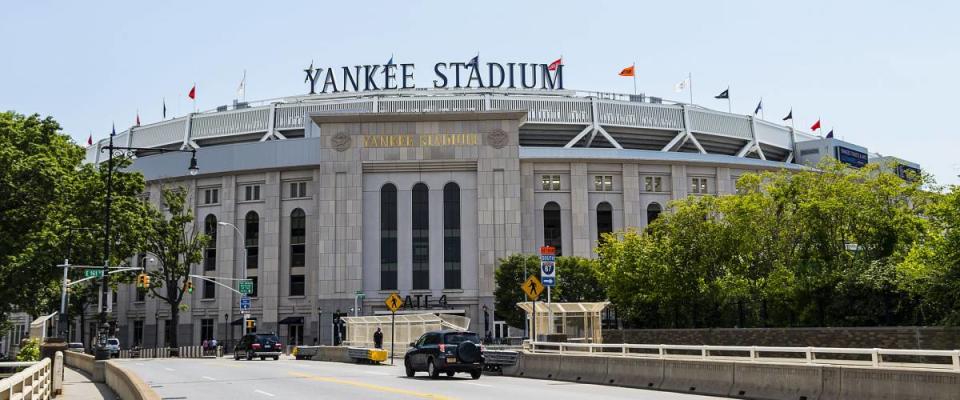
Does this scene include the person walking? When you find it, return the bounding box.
[373,327,383,349]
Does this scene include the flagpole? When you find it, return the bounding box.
[632,63,637,95]
[688,72,693,105]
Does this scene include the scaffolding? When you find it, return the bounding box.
[517,302,610,343]
[342,313,470,349]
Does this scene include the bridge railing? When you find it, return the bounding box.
[526,341,960,371]
[0,357,53,400]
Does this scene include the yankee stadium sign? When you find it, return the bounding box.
[303,59,564,94]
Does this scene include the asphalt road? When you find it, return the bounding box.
[118,356,727,400]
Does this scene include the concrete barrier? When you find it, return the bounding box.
[838,367,960,400]
[605,357,664,389]
[63,351,95,376]
[104,361,161,400]
[308,346,352,363]
[819,366,842,400]
[659,359,734,397]
[730,362,823,400]
[500,352,525,377]
[518,353,562,380]
[556,355,608,384]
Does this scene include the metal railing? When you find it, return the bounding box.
[0,358,52,400]
[526,341,960,371]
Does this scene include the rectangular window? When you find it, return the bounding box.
[645,176,664,192]
[243,185,261,201]
[691,177,710,194]
[594,176,613,191]
[133,320,143,347]
[202,280,215,299]
[380,186,398,290]
[412,184,430,290]
[552,175,560,190]
[541,175,561,191]
[289,275,305,296]
[200,319,213,341]
[644,177,653,192]
[654,177,662,192]
[135,286,146,302]
[203,188,219,205]
[289,181,308,198]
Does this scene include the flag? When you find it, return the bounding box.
[782,109,793,121]
[188,84,196,100]
[826,129,834,138]
[715,88,729,99]
[674,78,689,93]
[304,60,314,83]
[811,119,821,131]
[754,99,763,115]
[548,57,562,71]
[162,98,167,119]
[237,70,246,99]
[87,133,93,146]
[466,54,479,67]
[111,123,116,137]
[386,54,394,66]
[136,112,140,126]
[619,64,635,77]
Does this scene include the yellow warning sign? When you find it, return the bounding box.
[385,293,404,313]
[522,275,545,300]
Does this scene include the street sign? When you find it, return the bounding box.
[238,279,254,295]
[84,269,104,278]
[522,275,545,300]
[385,293,404,313]
[240,295,251,311]
[540,246,556,287]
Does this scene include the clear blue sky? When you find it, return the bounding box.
[2,0,958,185]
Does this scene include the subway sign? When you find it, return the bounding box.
[835,146,868,168]
[304,60,564,94]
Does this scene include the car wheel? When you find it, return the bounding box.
[273,356,279,361]
[404,358,415,377]
[446,371,455,377]
[427,358,439,379]
[470,370,481,380]
[234,352,240,360]
[246,351,253,361]
[260,356,266,361]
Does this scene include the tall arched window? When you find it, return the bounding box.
[443,182,461,290]
[289,208,306,296]
[647,203,663,225]
[412,183,430,290]
[597,202,613,242]
[380,184,398,290]
[203,215,217,271]
[244,211,259,297]
[543,202,562,256]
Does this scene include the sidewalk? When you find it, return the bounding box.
[60,367,117,400]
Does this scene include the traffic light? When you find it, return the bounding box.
[137,274,150,288]
[246,319,256,331]
[185,281,193,294]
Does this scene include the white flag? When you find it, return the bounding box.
[674,78,690,93]
[236,70,246,100]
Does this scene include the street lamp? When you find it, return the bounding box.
[218,221,247,337]
[97,130,199,360]
[317,307,323,346]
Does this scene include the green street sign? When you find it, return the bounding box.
[84,269,104,278]
[238,280,254,295]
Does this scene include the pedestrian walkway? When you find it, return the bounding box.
[60,367,116,400]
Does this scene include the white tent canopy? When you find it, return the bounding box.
[518,301,609,343]
[342,313,470,349]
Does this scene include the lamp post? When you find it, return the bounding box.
[154,311,160,348]
[218,221,247,338]
[97,132,198,360]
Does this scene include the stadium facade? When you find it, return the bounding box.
[78,65,920,348]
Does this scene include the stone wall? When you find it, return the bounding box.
[603,327,960,349]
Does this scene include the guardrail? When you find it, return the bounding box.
[0,357,52,400]
[527,341,960,371]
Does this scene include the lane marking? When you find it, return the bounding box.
[254,389,276,397]
[202,376,216,381]
[464,382,492,387]
[362,371,390,376]
[288,371,455,400]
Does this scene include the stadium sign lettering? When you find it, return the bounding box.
[361,133,479,148]
[304,62,563,94]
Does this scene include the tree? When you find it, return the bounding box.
[140,188,207,348]
[494,254,604,330]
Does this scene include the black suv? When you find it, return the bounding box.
[404,330,484,379]
[233,333,282,361]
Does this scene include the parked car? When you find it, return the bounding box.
[404,330,483,379]
[105,338,120,357]
[67,343,85,353]
[233,333,282,361]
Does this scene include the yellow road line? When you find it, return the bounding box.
[288,371,457,400]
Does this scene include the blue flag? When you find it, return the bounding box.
[111,123,116,137]
[826,130,834,138]
[754,100,763,115]
[466,54,479,67]
[386,54,394,66]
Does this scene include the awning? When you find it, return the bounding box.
[278,317,304,325]
[231,318,244,326]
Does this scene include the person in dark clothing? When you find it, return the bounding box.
[373,327,383,349]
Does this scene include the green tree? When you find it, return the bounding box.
[494,254,604,329]
[140,188,208,348]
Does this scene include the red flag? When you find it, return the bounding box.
[188,84,196,100]
[87,134,93,146]
[136,113,141,126]
[810,119,821,131]
[548,57,562,71]
[619,65,635,77]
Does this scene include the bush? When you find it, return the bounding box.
[16,338,40,362]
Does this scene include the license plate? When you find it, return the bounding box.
[446,356,456,363]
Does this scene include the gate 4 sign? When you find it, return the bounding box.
[522,275,545,300]
[385,293,404,313]
[540,245,556,287]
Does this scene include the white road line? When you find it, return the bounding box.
[465,382,492,387]
[163,367,175,371]
[254,389,276,397]
[202,376,216,381]
[362,371,390,376]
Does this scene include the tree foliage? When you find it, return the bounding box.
[494,254,604,329]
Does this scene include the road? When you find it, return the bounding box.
[118,356,726,400]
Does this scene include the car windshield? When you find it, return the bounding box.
[69,343,83,348]
[256,334,279,341]
[443,332,480,345]
[107,339,119,345]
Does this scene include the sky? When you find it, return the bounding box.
[1,0,958,185]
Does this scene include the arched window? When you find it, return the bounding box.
[543,202,562,256]
[597,202,613,242]
[443,182,461,290]
[647,203,663,225]
[289,208,306,296]
[244,211,259,297]
[380,184,398,290]
[203,215,217,271]
[412,183,430,290]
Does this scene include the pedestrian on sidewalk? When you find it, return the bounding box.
[373,327,383,349]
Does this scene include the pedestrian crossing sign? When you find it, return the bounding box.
[385,293,404,313]
[522,275,545,300]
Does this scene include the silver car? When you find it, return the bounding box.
[105,338,120,357]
